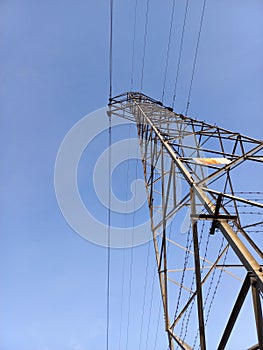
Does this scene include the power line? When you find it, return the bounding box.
[118,125,133,350]
[138,240,152,350]
[180,221,206,343]
[140,0,150,92]
[192,236,226,348]
[118,246,126,350]
[161,0,176,103]
[109,0,114,101]
[153,301,162,350]
[172,0,189,109]
[125,148,140,350]
[124,223,134,349]
[185,0,207,115]
[106,1,113,342]
[205,246,229,327]
[173,228,192,320]
[106,113,112,350]
[145,262,157,350]
[130,0,138,91]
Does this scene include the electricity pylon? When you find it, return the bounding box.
[109,92,263,350]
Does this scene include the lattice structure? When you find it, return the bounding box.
[109,92,263,350]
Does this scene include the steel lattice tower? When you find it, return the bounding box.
[109,92,263,350]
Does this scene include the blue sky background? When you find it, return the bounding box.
[1,1,263,349]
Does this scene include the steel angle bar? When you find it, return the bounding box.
[247,344,260,350]
[167,277,194,294]
[168,329,193,350]
[251,277,263,349]
[217,274,251,350]
[191,190,206,350]
[201,188,263,210]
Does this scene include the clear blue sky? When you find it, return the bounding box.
[1,1,263,349]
